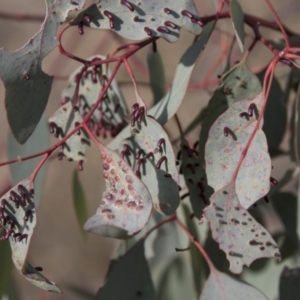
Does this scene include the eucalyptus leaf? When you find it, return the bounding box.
[71,0,202,43]
[121,114,179,215]
[0,179,61,292]
[96,240,156,299]
[7,114,49,206]
[0,0,85,144]
[84,147,152,239]
[147,48,166,105]
[204,185,280,274]
[205,92,271,209]
[230,0,244,53]
[72,170,88,240]
[200,270,268,299]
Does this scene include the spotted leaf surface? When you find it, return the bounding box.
[204,186,280,274]
[108,22,213,150]
[0,0,85,144]
[62,56,129,139]
[0,179,61,293]
[180,138,212,219]
[70,0,202,43]
[48,102,90,162]
[205,92,271,209]
[84,147,152,239]
[200,270,268,300]
[120,114,179,215]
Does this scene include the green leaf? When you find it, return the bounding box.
[0,179,61,293]
[72,170,88,240]
[48,101,90,162]
[230,0,244,53]
[0,242,13,298]
[279,266,300,300]
[180,138,212,218]
[7,114,49,206]
[108,22,214,150]
[120,115,179,215]
[272,192,299,247]
[205,92,271,209]
[204,185,280,274]
[199,62,262,164]
[257,71,286,149]
[62,55,129,138]
[96,240,156,299]
[84,147,152,239]
[71,1,202,43]
[147,48,166,105]
[0,0,85,144]
[157,256,196,300]
[200,270,268,299]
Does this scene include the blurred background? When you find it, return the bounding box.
[0,0,300,299]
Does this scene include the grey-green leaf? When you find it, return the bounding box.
[48,101,90,162]
[7,114,49,206]
[72,170,88,240]
[0,0,85,144]
[96,240,156,299]
[120,115,179,215]
[70,0,202,43]
[230,0,245,52]
[147,48,166,105]
[108,22,214,150]
[204,185,280,274]
[200,270,268,299]
[0,179,61,293]
[279,266,300,300]
[84,147,152,239]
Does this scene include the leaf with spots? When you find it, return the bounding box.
[48,101,90,162]
[199,62,262,164]
[0,0,86,144]
[203,186,280,274]
[70,0,202,43]
[120,113,179,215]
[205,92,271,209]
[62,56,129,139]
[0,179,61,293]
[200,270,268,299]
[108,22,214,150]
[180,138,212,219]
[84,146,152,239]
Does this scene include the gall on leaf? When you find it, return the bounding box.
[0,179,61,293]
[203,185,280,274]
[120,114,180,215]
[205,92,271,209]
[0,0,85,144]
[200,269,268,300]
[84,147,152,239]
[62,55,129,139]
[48,102,90,162]
[70,0,202,43]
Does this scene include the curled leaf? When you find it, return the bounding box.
[84,147,152,239]
[0,179,61,292]
[205,92,271,209]
[48,102,90,162]
[204,186,280,274]
[71,0,202,43]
